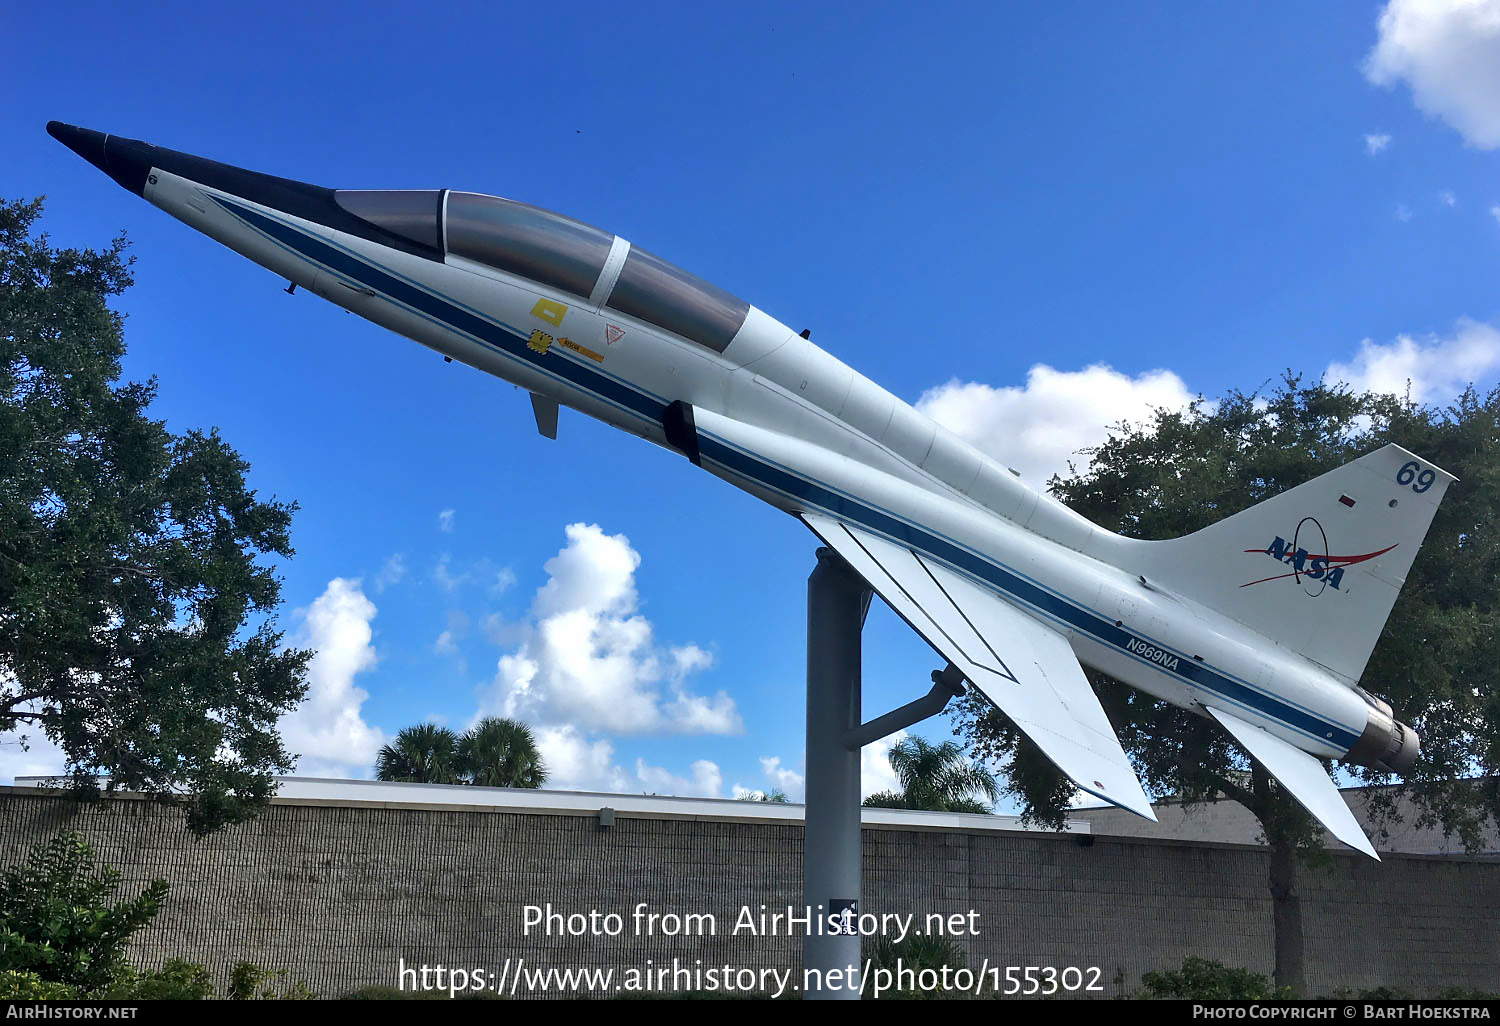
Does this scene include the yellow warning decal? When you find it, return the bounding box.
[531,298,566,327]
[558,337,604,363]
[527,329,554,354]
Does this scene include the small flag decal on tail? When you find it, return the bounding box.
[1339,495,1356,508]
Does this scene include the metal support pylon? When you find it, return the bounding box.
[802,546,967,1000]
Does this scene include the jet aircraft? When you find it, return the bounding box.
[48,122,1450,857]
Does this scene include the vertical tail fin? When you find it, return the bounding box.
[1144,444,1454,683]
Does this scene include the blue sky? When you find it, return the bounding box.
[4,2,1499,802]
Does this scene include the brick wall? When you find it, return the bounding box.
[1,787,1494,998]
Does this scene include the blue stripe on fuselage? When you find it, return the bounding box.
[208,192,1360,754]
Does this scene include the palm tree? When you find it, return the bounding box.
[375,724,462,784]
[457,717,546,788]
[861,736,998,813]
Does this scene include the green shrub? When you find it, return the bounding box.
[0,832,168,992]
[1330,985,1414,1000]
[98,959,216,1000]
[863,933,968,999]
[227,962,316,1000]
[0,969,79,1000]
[1139,957,1291,1000]
[1330,985,1500,1000]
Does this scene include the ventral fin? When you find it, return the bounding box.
[530,393,558,440]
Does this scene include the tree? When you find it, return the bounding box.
[953,375,1500,994]
[0,198,308,835]
[374,724,461,784]
[458,717,545,788]
[739,788,790,803]
[376,718,548,788]
[0,832,168,992]
[861,735,998,813]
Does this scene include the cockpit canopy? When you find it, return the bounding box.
[333,189,750,353]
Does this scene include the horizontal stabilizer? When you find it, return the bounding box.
[802,513,1155,821]
[1206,706,1378,859]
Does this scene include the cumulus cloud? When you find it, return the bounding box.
[1439,190,1457,207]
[759,756,804,797]
[636,757,723,797]
[860,730,908,800]
[1325,319,1500,402]
[278,578,386,777]
[438,509,455,532]
[731,756,804,801]
[534,725,629,791]
[916,320,1500,486]
[478,523,741,736]
[1365,132,1393,155]
[915,364,1197,483]
[532,725,725,797]
[1365,0,1500,149]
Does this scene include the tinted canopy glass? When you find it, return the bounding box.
[334,190,443,251]
[606,246,749,353]
[445,192,613,299]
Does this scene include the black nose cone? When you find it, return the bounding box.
[47,121,152,196]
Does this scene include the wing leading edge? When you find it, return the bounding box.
[801,513,1155,822]
[1205,707,1379,859]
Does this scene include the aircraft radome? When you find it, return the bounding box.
[49,121,1451,859]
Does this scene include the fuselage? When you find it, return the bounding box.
[78,130,1385,771]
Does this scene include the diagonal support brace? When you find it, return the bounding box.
[841,662,968,751]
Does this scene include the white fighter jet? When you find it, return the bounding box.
[49,122,1449,858]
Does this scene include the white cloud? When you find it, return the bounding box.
[1439,189,1457,206]
[435,555,514,595]
[1365,132,1393,154]
[860,730,908,800]
[1490,204,1500,226]
[433,554,463,591]
[759,756,804,797]
[916,321,1499,490]
[1325,319,1500,402]
[373,553,407,593]
[0,727,66,785]
[635,757,723,797]
[532,725,723,797]
[1365,0,1500,149]
[534,725,629,791]
[478,523,741,736]
[438,509,456,532]
[492,567,517,594]
[278,578,386,778]
[732,755,805,801]
[1396,202,1414,222]
[434,612,470,672]
[915,364,1197,483]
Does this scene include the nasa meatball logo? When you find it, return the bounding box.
[1240,516,1396,597]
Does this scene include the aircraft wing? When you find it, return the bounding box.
[1205,706,1379,859]
[801,513,1155,821]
